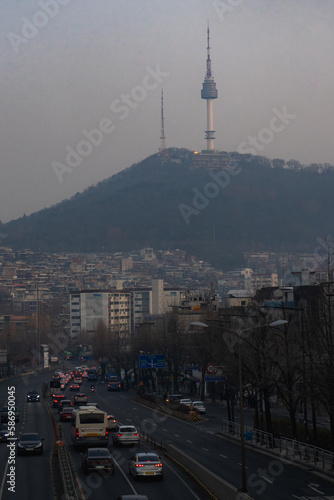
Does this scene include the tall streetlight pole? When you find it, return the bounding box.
[190,319,288,494]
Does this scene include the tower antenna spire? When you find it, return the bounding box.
[201,23,218,152]
[159,88,168,159]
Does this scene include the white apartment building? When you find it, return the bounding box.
[70,280,182,338]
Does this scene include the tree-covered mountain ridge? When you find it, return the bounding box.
[1,148,334,269]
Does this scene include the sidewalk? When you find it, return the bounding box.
[204,398,331,429]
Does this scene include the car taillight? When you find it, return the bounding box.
[155,463,163,467]
[76,428,79,437]
[117,433,123,437]
[135,464,144,467]
[105,428,109,437]
[134,433,139,436]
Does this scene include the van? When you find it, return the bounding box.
[71,407,108,450]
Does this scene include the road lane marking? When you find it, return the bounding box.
[187,440,193,444]
[261,475,273,483]
[202,447,209,451]
[0,461,9,499]
[219,453,228,458]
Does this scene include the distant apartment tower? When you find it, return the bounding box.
[70,291,109,337]
[70,280,182,338]
[70,290,131,338]
[151,278,183,314]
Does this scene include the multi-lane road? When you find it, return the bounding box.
[1,370,334,500]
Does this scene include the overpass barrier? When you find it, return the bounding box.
[165,441,253,500]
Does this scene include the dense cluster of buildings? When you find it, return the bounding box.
[0,244,330,347]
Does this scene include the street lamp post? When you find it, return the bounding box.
[190,319,288,494]
[238,338,247,492]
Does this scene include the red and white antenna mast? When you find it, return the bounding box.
[159,88,168,158]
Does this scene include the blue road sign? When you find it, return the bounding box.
[204,375,226,382]
[139,354,165,369]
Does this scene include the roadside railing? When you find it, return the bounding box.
[221,418,334,474]
[280,436,334,472]
[221,419,274,449]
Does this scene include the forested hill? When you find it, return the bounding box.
[1,148,334,269]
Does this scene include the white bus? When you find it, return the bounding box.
[71,407,109,450]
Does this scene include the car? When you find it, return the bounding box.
[59,406,74,422]
[113,425,140,447]
[52,393,65,408]
[69,383,80,391]
[74,393,88,405]
[166,394,183,403]
[192,401,206,414]
[80,402,99,409]
[27,390,40,402]
[129,452,163,480]
[107,415,117,431]
[0,424,9,442]
[1,407,19,423]
[17,433,44,455]
[81,447,114,475]
[179,398,193,407]
[58,399,73,413]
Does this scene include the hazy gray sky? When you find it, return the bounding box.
[1,0,334,222]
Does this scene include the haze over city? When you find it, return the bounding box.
[1,0,334,223]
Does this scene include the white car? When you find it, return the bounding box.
[113,425,139,447]
[129,452,163,479]
[192,401,206,414]
[179,398,193,407]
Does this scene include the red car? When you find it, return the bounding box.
[59,407,74,422]
[52,393,65,408]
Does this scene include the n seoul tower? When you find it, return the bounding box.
[201,24,218,152]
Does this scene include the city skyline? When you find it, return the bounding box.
[1,0,334,223]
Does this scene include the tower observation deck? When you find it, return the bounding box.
[201,26,218,152]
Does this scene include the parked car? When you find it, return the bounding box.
[0,424,9,442]
[166,394,183,403]
[74,393,88,406]
[192,401,206,414]
[179,399,193,407]
[1,407,19,423]
[81,447,114,475]
[107,415,117,431]
[17,433,44,455]
[129,452,163,480]
[113,425,139,447]
[27,391,40,402]
[59,407,74,422]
